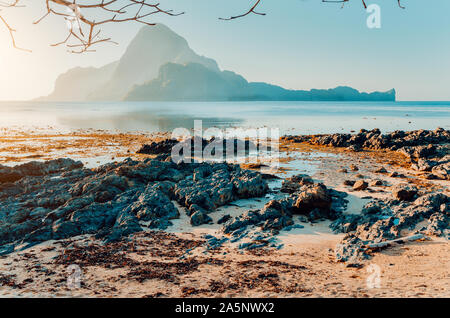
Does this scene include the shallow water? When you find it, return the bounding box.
[1,100,449,134]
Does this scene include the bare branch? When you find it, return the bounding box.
[2,0,184,53]
[1,0,408,54]
[219,0,266,21]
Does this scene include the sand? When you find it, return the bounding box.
[0,231,448,298]
[0,129,448,298]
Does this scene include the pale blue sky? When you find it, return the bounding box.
[0,0,449,100]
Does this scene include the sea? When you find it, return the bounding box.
[0,100,449,135]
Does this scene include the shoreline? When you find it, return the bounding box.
[0,127,448,297]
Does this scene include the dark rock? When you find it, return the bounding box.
[392,185,417,201]
[374,167,387,173]
[280,174,314,193]
[431,162,450,180]
[217,214,231,224]
[129,182,179,227]
[0,158,270,255]
[353,180,368,191]
[369,180,383,187]
[190,211,213,226]
[343,180,355,186]
[292,184,332,215]
[411,159,437,172]
[136,139,179,155]
[0,159,83,183]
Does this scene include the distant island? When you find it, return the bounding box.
[39,24,395,102]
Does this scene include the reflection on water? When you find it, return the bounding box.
[0,100,449,134]
[58,110,243,132]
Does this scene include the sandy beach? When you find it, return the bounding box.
[0,128,448,298]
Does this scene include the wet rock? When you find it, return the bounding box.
[392,185,417,201]
[217,214,231,224]
[283,224,305,231]
[353,180,368,191]
[280,174,314,194]
[0,243,15,256]
[136,139,179,155]
[190,211,213,226]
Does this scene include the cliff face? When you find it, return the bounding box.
[41,24,395,102]
[125,62,396,102]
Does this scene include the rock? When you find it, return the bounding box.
[283,224,304,231]
[374,167,387,173]
[292,184,332,215]
[411,159,436,172]
[338,168,348,173]
[330,214,361,233]
[280,174,314,193]
[426,213,449,237]
[136,139,179,155]
[353,180,368,191]
[350,164,359,171]
[106,211,142,243]
[392,185,417,201]
[174,164,268,212]
[343,180,355,186]
[347,145,362,152]
[190,211,213,226]
[431,162,450,180]
[0,158,270,255]
[334,235,366,263]
[0,243,15,256]
[0,159,83,183]
[369,180,383,187]
[217,214,231,224]
[129,183,179,228]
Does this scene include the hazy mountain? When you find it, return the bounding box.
[41,24,395,102]
[38,61,118,102]
[125,62,396,101]
[40,24,219,101]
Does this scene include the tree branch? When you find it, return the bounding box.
[1,0,408,54]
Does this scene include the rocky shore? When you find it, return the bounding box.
[0,128,448,297]
[283,128,449,180]
[0,158,268,255]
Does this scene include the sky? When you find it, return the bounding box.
[0,0,449,101]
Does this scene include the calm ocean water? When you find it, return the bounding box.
[0,101,449,135]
